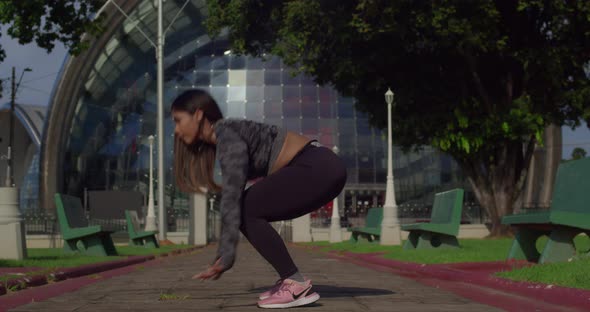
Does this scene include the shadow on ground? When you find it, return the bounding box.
[250,284,394,298]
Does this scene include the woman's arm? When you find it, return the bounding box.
[201,125,248,279]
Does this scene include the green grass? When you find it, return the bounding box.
[307,238,512,264]
[117,244,193,256]
[0,244,193,270]
[306,235,590,264]
[305,235,590,290]
[158,293,190,301]
[497,257,590,290]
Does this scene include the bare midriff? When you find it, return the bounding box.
[268,131,312,175]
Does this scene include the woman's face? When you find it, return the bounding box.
[172,109,202,145]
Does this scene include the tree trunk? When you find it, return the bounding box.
[456,137,536,238]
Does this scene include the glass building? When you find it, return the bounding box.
[0,102,45,211]
[39,0,561,227]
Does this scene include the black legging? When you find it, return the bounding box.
[239,143,347,279]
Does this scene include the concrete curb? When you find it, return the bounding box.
[353,253,590,308]
[50,255,155,281]
[321,249,590,311]
[0,246,202,296]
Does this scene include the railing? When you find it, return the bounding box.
[310,202,488,229]
[23,211,58,234]
[22,209,194,235]
[22,201,487,239]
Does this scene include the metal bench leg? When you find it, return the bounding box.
[403,231,420,250]
[130,237,144,246]
[358,234,371,243]
[539,227,579,263]
[415,232,436,249]
[100,234,118,256]
[368,234,379,243]
[507,228,545,262]
[80,236,109,257]
[437,234,460,249]
[145,235,159,248]
[349,232,359,243]
[63,239,78,255]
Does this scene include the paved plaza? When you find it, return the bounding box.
[8,243,502,312]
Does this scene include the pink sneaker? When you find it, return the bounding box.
[259,277,310,300]
[259,279,283,300]
[257,279,320,309]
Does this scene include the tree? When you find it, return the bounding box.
[0,0,105,95]
[571,147,587,160]
[206,0,590,236]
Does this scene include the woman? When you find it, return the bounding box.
[171,89,347,309]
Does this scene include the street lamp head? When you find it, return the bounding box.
[385,88,394,106]
[24,68,32,72]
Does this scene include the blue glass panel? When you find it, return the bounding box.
[194,71,210,85]
[301,118,318,136]
[247,70,264,86]
[227,101,245,118]
[337,97,355,118]
[211,71,228,85]
[282,70,301,85]
[245,100,264,120]
[264,101,282,118]
[195,55,213,70]
[356,117,372,135]
[229,55,246,69]
[248,57,264,69]
[283,118,301,133]
[246,86,264,103]
[264,71,281,85]
[263,56,281,69]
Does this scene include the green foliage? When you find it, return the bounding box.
[571,147,587,160]
[205,0,590,157]
[0,0,106,63]
[206,1,590,227]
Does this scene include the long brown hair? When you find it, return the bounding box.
[171,89,223,194]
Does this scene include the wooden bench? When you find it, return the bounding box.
[502,158,590,263]
[55,193,118,256]
[125,210,159,248]
[349,207,383,243]
[401,188,464,249]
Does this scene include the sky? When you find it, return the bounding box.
[0,28,67,107]
[1,30,589,159]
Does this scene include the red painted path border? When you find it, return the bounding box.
[0,247,202,312]
[322,249,590,312]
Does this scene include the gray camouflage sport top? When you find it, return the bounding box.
[212,118,287,270]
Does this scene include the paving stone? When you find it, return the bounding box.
[9,243,500,311]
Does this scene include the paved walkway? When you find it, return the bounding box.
[9,243,500,311]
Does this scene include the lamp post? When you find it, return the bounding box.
[5,67,32,187]
[329,145,342,243]
[145,135,157,231]
[380,88,401,245]
[102,0,193,241]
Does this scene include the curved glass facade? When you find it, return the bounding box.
[53,0,476,225]
[63,1,386,194]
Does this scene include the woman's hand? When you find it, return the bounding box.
[193,258,225,280]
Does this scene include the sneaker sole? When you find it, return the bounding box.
[258,292,320,309]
